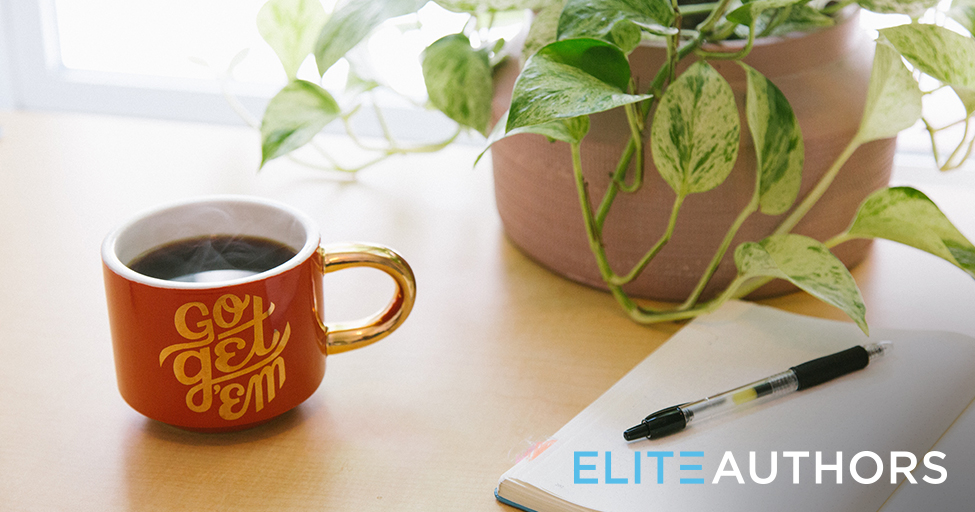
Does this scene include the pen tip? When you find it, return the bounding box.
[623,423,649,441]
[866,341,893,361]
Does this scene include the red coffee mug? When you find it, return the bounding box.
[102,196,415,432]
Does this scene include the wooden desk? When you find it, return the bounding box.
[1,111,972,511]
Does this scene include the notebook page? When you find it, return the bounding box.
[501,302,975,512]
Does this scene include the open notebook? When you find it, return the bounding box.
[496,302,975,512]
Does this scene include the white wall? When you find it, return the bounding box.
[0,0,17,110]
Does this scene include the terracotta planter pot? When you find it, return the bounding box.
[490,9,894,301]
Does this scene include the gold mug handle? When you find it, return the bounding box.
[316,243,416,355]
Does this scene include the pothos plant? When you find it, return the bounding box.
[253,0,524,174]
[254,0,975,333]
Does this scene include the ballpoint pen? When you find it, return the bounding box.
[623,342,893,441]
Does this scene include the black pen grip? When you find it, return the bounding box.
[791,345,869,390]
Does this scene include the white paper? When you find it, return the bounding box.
[499,302,975,512]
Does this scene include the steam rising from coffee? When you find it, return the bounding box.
[114,202,308,284]
[128,235,297,283]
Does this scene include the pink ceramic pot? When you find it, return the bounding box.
[490,9,894,301]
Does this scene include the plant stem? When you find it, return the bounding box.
[220,79,261,130]
[680,195,758,309]
[694,22,756,60]
[697,0,736,35]
[774,137,861,236]
[393,128,463,154]
[824,231,855,248]
[625,275,748,324]
[626,303,709,323]
[595,30,709,229]
[678,2,720,16]
[704,275,748,310]
[571,142,658,314]
[758,6,795,39]
[608,194,686,286]
[575,0,750,324]
[924,117,944,166]
[943,135,975,171]
[822,0,857,15]
[572,141,616,282]
[285,154,360,178]
[342,112,461,155]
[941,115,975,170]
[596,140,637,229]
[709,124,866,305]
[614,103,645,194]
[926,115,972,132]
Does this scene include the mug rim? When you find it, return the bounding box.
[101,195,319,290]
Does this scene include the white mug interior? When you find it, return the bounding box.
[102,196,319,289]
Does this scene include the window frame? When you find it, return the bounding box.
[0,0,462,141]
[0,0,270,124]
[0,0,970,178]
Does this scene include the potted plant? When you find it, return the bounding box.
[251,0,975,333]
[487,3,892,306]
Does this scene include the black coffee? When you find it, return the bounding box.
[128,235,298,283]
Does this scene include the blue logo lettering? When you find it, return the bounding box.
[574,451,599,484]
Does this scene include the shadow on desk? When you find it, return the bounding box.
[134,406,311,447]
[121,405,330,510]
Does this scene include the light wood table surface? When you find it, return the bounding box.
[1,110,973,511]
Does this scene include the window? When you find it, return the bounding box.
[1,0,973,182]
[3,0,288,123]
[0,0,473,138]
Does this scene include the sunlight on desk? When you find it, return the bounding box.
[0,111,972,511]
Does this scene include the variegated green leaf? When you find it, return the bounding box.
[881,24,975,87]
[314,0,427,76]
[880,24,975,116]
[260,80,340,167]
[650,61,740,196]
[731,5,834,39]
[741,63,803,215]
[434,0,554,13]
[502,112,589,143]
[558,0,677,53]
[726,0,806,26]
[766,5,834,36]
[506,38,650,131]
[846,187,975,279]
[345,65,381,95]
[949,0,975,36]
[952,86,975,115]
[523,0,565,58]
[421,34,493,135]
[855,42,922,144]
[476,110,589,165]
[857,0,938,18]
[257,0,328,80]
[735,234,868,334]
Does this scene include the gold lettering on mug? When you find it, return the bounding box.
[160,293,289,420]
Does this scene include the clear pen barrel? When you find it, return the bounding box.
[681,370,799,424]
